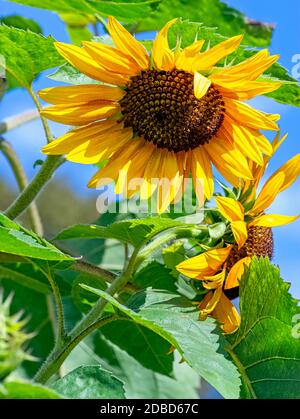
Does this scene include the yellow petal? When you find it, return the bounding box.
[266,154,300,194]
[225,257,251,290]
[66,128,133,164]
[83,41,140,76]
[152,18,177,71]
[215,80,281,101]
[250,213,300,228]
[176,246,233,279]
[211,50,280,81]
[250,172,285,215]
[157,151,182,214]
[221,117,264,166]
[215,196,244,222]
[253,130,273,156]
[54,42,129,86]
[191,147,214,200]
[205,136,253,181]
[38,84,125,105]
[42,120,119,155]
[107,16,149,70]
[203,268,226,290]
[41,102,120,125]
[272,132,288,154]
[224,98,279,131]
[88,138,144,188]
[231,220,248,249]
[199,287,223,318]
[194,72,211,99]
[212,292,240,333]
[123,142,156,198]
[192,35,243,72]
[248,132,288,190]
[175,40,205,71]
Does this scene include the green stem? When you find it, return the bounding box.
[34,315,116,384]
[4,155,64,220]
[135,226,208,270]
[73,260,117,283]
[34,225,206,384]
[0,138,43,235]
[70,247,139,339]
[45,266,66,346]
[29,88,53,144]
[34,246,140,384]
[73,260,137,293]
[95,14,109,33]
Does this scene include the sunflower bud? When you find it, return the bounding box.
[0,290,35,380]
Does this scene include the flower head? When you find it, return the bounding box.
[176,140,299,333]
[40,17,281,212]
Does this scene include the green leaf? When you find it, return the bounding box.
[133,260,177,291]
[51,366,125,399]
[0,15,42,33]
[81,286,241,399]
[0,262,51,294]
[137,0,273,47]
[99,319,174,376]
[0,213,73,261]
[7,0,160,23]
[162,241,185,279]
[72,272,107,313]
[55,217,186,249]
[60,13,94,45]
[94,336,200,399]
[0,381,61,399]
[48,63,99,85]
[226,258,300,399]
[167,20,300,107]
[208,222,226,240]
[0,24,63,89]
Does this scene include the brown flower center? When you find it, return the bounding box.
[225,226,274,300]
[120,69,225,153]
[227,226,274,270]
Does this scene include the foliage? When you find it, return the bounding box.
[0,0,299,401]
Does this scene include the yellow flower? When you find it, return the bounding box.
[40,17,281,212]
[176,147,300,333]
[176,246,242,334]
[215,145,300,250]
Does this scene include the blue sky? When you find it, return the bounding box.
[0,0,299,296]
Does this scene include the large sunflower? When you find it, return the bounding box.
[40,17,281,212]
[176,139,300,333]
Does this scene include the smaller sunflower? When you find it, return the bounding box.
[176,139,300,333]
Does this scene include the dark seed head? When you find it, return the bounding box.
[225,226,274,300]
[120,69,225,153]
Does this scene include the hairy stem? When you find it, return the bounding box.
[34,225,204,384]
[73,260,117,282]
[95,14,109,32]
[4,155,64,220]
[34,245,140,384]
[29,88,53,144]
[45,267,66,346]
[34,316,116,384]
[0,138,43,235]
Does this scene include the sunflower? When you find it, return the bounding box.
[176,140,300,333]
[40,17,281,212]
